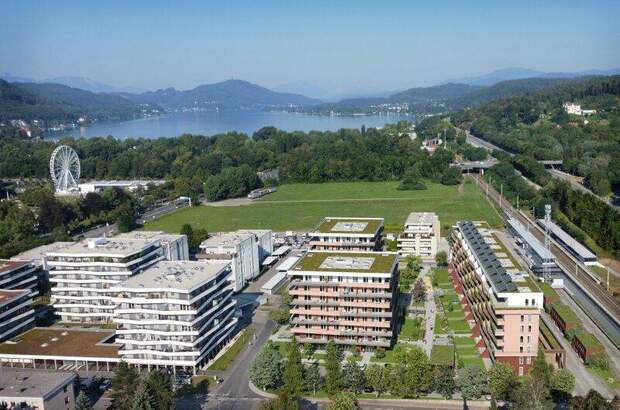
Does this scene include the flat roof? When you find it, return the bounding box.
[537,219,597,260]
[262,256,278,266]
[0,368,75,398]
[0,289,30,306]
[507,218,554,261]
[114,260,230,291]
[0,260,32,274]
[47,237,157,257]
[0,328,119,359]
[79,179,165,186]
[405,212,438,226]
[277,256,301,272]
[458,221,518,293]
[262,271,288,291]
[237,229,272,236]
[10,242,74,263]
[272,246,290,256]
[200,232,254,250]
[293,251,396,274]
[313,217,383,235]
[116,230,186,243]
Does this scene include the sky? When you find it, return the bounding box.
[2,0,619,95]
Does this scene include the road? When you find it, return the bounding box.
[548,168,619,211]
[462,128,514,156]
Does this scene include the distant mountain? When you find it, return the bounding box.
[0,80,153,123]
[273,81,330,100]
[126,79,321,110]
[42,76,146,94]
[0,72,36,83]
[443,67,620,86]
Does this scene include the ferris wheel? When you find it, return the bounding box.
[49,145,81,192]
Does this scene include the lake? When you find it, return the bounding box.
[46,110,412,139]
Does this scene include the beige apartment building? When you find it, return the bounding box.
[309,217,384,251]
[287,250,398,350]
[397,212,440,260]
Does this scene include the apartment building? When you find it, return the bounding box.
[0,260,41,298]
[0,289,35,342]
[288,250,398,350]
[111,260,237,374]
[46,237,164,323]
[0,369,76,410]
[309,217,384,251]
[450,221,543,375]
[397,212,440,260]
[116,231,190,261]
[237,229,274,263]
[198,232,259,292]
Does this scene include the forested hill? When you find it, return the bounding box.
[303,76,597,115]
[452,74,620,195]
[0,79,154,124]
[122,79,322,110]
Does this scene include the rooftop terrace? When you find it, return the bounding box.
[46,237,158,257]
[293,251,397,274]
[313,217,383,235]
[114,260,230,291]
[405,212,439,226]
[0,328,119,359]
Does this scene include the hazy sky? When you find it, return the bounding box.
[2,0,619,93]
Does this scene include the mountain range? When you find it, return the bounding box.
[441,67,620,86]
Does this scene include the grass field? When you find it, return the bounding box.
[208,327,251,371]
[145,180,502,235]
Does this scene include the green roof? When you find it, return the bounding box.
[574,331,603,350]
[314,218,383,235]
[293,251,397,274]
[537,281,559,299]
[430,344,455,366]
[539,320,562,350]
[552,303,582,327]
[515,276,540,292]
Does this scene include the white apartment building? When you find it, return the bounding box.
[397,212,440,260]
[111,260,237,374]
[0,289,35,342]
[46,237,164,323]
[563,102,597,116]
[116,231,190,261]
[199,232,259,292]
[309,217,385,251]
[0,260,41,298]
[237,229,273,264]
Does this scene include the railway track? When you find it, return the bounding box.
[472,175,620,325]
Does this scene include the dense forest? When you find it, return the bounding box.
[453,75,620,196]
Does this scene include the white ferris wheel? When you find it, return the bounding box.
[50,145,81,192]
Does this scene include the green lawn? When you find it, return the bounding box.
[453,336,485,369]
[400,317,425,341]
[208,327,251,371]
[431,344,455,366]
[144,180,502,234]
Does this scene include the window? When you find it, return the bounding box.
[520,315,524,322]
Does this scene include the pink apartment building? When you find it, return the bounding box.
[287,250,398,350]
[449,221,543,375]
[309,217,384,251]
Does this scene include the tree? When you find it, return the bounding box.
[259,389,299,410]
[325,341,342,395]
[513,376,553,410]
[269,307,290,325]
[551,368,575,399]
[283,337,304,397]
[531,348,553,388]
[435,250,447,266]
[441,167,462,186]
[112,201,137,233]
[131,382,154,410]
[434,365,456,399]
[488,362,518,402]
[75,391,93,410]
[327,392,359,410]
[412,278,426,303]
[342,356,365,394]
[144,371,174,410]
[390,346,431,398]
[109,361,140,410]
[303,343,316,358]
[303,363,322,395]
[569,389,608,410]
[456,365,488,401]
[249,344,283,390]
[365,364,389,398]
